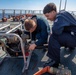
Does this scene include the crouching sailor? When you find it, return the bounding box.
[43,3,76,68]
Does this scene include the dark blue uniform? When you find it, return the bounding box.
[48,11,76,63]
[31,15,50,46]
[24,15,50,46]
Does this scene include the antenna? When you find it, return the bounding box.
[59,0,67,11]
[64,0,67,10]
[59,0,62,12]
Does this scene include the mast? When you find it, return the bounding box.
[64,0,67,10]
[59,0,67,11]
[59,0,62,12]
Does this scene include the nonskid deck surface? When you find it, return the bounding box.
[0,22,76,75]
[0,48,76,75]
[0,49,48,75]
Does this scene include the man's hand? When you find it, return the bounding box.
[28,44,37,50]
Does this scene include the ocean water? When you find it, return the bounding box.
[0,13,11,19]
[0,13,22,20]
[0,14,43,20]
[0,13,43,20]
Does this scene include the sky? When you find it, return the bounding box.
[0,0,76,11]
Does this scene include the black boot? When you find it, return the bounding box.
[65,47,75,52]
[69,47,75,51]
[43,58,59,68]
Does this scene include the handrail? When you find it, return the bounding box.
[6,24,22,34]
[0,24,10,30]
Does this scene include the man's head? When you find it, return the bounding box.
[24,19,37,33]
[43,3,57,21]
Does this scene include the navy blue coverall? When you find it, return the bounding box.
[27,15,50,46]
[47,11,76,63]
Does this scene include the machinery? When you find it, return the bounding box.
[0,23,72,75]
[0,23,32,73]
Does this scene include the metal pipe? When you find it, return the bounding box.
[0,24,10,30]
[59,0,62,12]
[64,0,67,10]
[13,10,15,16]
[2,9,5,18]
[6,24,22,34]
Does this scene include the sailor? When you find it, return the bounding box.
[24,15,50,50]
[43,3,76,67]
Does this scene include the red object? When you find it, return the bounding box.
[2,17,7,22]
[25,14,33,17]
[34,66,51,75]
[25,52,29,56]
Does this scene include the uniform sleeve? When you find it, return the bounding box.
[52,16,70,35]
[35,20,48,46]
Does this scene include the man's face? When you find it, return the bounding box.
[44,11,56,21]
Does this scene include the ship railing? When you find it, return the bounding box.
[0,24,10,31]
[0,9,43,21]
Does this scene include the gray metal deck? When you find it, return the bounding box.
[0,21,76,75]
[0,48,76,75]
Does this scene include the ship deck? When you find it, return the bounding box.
[0,48,76,75]
[0,22,76,75]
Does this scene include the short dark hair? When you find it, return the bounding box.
[24,19,34,31]
[43,3,57,14]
